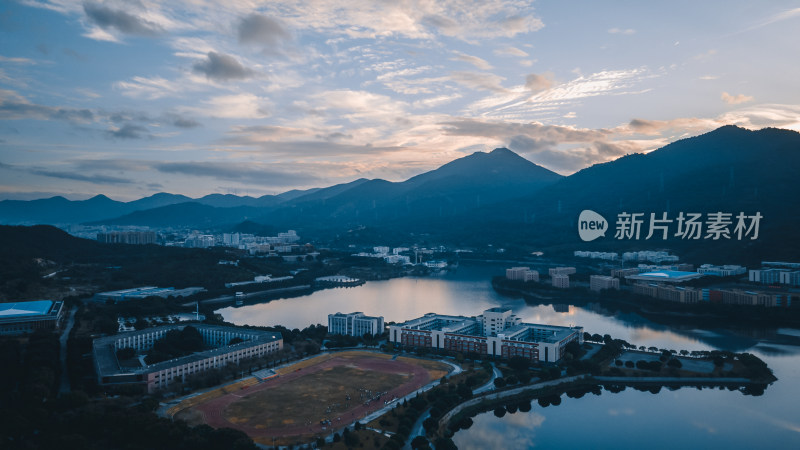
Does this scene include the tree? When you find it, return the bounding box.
[508,356,529,371]
[493,377,506,388]
[667,358,683,369]
[411,436,431,449]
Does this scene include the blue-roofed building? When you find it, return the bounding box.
[0,300,65,335]
[625,270,704,283]
[94,286,205,303]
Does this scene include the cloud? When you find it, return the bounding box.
[193,93,271,119]
[450,71,508,93]
[441,119,609,143]
[508,134,556,152]
[154,161,320,187]
[608,27,635,35]
[62,48,88,62]
[82,1,163,37]
[529,68,649,102]
[525,72,554,92]
[451,52,493,70]
[494,46,529,57]
[30,168,134,185]
[0,55,38,64]
[0,92,94,122]
[238,13,291,47]
[164,113,201,128]
[192,51,256,82]
[743,7,800,32]
[107,123,149,139]
[721,92,754,105]
[114,76,182,100]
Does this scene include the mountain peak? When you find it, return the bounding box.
[489,147,516,155]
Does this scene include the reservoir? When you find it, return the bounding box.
[219,262,800,449]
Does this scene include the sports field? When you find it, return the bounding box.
[174,351,451,444]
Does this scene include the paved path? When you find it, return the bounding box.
[472,362,501,395]
[403,409,431,450]
[58,306,77,395]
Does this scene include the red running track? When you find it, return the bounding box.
[193,356,430,439]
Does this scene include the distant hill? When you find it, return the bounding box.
[256,147,563,226]
[88,202,260,228]
[2,126,798,264]
[441,126,800,263]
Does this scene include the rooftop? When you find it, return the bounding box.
[93,324,282,379]
[0,300,54,318]
[626,271,703,283]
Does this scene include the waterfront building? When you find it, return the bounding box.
[698,264,747,277]
[506,267,539,282]
[327,312,385,337]
[388,307,583,362]
[0,300,65,335]
[590,275,620,292]
[94,286,205,303]
[625,270,703,284]
[93,324,282,393]
[632,283,703,304]
[717,289,792,307]
[611,268,641,278]
[552,274,570,288]
[749,268,800,286]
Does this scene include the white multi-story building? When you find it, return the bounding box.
[388,308,583,363]
[750,268,800,286]
[780,271,800,286]
[222,233,240,246]
[549,267,576,276]
[506,267,539,282]
[698,264,746,277]
[590,275,620,292]
[93,324,282,393]
[328,312,385,337]
[574,251,619,261]
[552,275,570,289]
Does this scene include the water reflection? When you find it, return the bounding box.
[218,263,800,449]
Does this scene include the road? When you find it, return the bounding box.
[58,305,77,395]
[472,362,502,395]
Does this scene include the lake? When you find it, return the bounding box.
[219,262,800,449]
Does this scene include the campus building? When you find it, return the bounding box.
[551,274,570,289]
[717,289,793,307]
[697,264,747,277]
[590,275,620,292]
[549,267,576,276]
[327,312,385,337]
[94,286,206,302]
[632,283,705,304]
[749,268,800,286]
[506,267,539,282]
[93,324,282,393]
[625,270,703,284]
[0,300,65,335]
[388,307,583,363]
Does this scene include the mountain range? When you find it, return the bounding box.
[1,125,799,262]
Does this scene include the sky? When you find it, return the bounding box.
[1,1,799,201]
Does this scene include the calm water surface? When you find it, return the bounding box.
[219,263,800,449]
